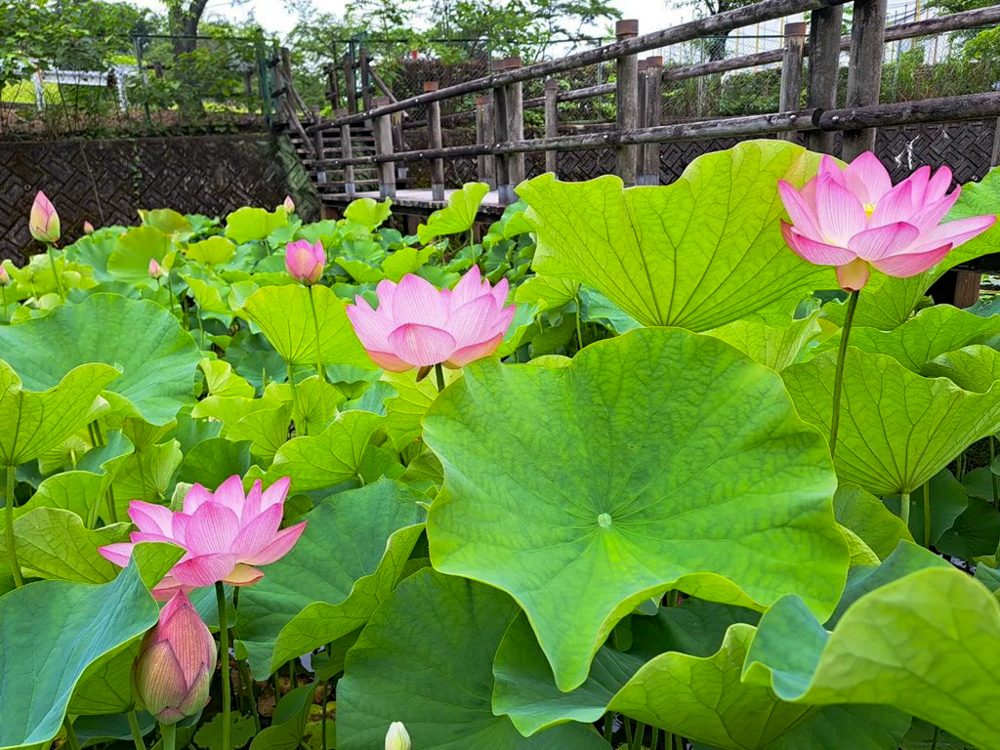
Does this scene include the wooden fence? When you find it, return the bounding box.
[273,0,1000,209]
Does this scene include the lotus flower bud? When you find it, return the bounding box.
[0,266,9,287]
[83,221,95,235]
[283,195,295,213]
[149,258,167,280]
[285,239,326,285]
[29,191,60,244]
[133,591,217,725]
[385,722,411,750]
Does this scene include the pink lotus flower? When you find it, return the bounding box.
[0,266,9,287]
[99,475,306,600]
[779,152,996,291]
[285,239,326,285]
[83,220,95,235]
[29,191,60,244]
[346,266,515,371]
[149,258,166,280]
[133,591,217,725]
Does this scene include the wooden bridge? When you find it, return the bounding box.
[267,0,1000,302]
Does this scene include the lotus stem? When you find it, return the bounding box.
[674,733,684,750]
[160,721,176,750]
[127,709,146,750]
[215,582,232,750]
[5,465,23,588]
[900,491,911,529]
[574,294,584,354]
[649,728,660,750]
[829,289,860,461]
[923,482,932,548]
[321,681,329,750]
[236,658,261,732]
[931,726,940,750]
[435,362,446,392]
[992,436,999,510]
[106,485,119,525]
[604,714,614,743]
[1,286,8,311]
[286,360,303,436]
[136,450,151,501]
[167,279,177,319]
[63,717,81,750]
[624,717,633,745]
[308,285,326,382]
[47,244,66,302]
[273,670,281,700]
[631,722,645,750]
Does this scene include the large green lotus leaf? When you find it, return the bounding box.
[707,311,827,372]
[833,484,912,560]
[237,480,425,678]
[424,328,848,691]
[783,348,1000,495]
[228,402,293,461]
[829,167,1000,331]
[518,140,832,330]
[922,345,1000,392]
[109,440,183,509]
[200,358,255,399]
[819,305,1000,372]
[743,567,1000,750]
[493,613,811,749]
[0,559,160,750]
[69,640,140,715]
[187,236,236,266]
[0,361,117,466]
[248,682,315,750]
[381,370,436,450]
[0,294,200,425]
[236,284,374,369]
[139,208,193,238]
[267,410,382,492]
[0,508,128,583]
[177,437,257,490]
[763,705,911,750]
[343,197,392,230]
[515,275,580,314]
[106,226,173,285]
[416,182,490,244]
[336,567,611,750]
[225,206,289,244]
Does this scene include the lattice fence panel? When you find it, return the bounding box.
[0,133,299,262]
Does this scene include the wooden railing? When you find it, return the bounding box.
[293,0,1000,203]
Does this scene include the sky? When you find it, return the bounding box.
[131,0,692,41]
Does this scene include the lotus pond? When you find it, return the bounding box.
[2,140,1000,750]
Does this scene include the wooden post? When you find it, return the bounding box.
[426,82,446,201]
[637,59,648,178]
[280,47,294,87]
[778,21,807,142]
[843,0,888,160]
[372,96,396,199]
[338,108,356,198]
[505,56,525,199]
[544,79,559,175]
[492,58,512,205]
[325,64,340,110]
[476,95,497,188]
[393,112,408,183]
[615,19,640,186]
[359,46,372,114]
[639,56,663,186]
[806,5,843,154]
[312,105,326,182]
[343,52,357,114]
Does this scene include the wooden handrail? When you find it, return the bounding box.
[307,0,852,134]
[302,92,1000,171]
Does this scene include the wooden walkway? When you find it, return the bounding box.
[325,188,508,216]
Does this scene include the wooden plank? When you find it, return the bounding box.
[544,79,559,175]
[426,82,445,201]
[360,47,372,113]
[639,56,663,186]
[339,108,356,197]
[492,60,512,205]
[806,5,843,154]
[993,118,1000,167]
[818,92,1000,130]
[373,96,396,199]
[615,20,640,186]
[344,52,357,114]
[779,22,807,141]
[843,0,888,160]
[506,57,525,203]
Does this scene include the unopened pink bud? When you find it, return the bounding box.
[283,195,295,213]
[29,191,60,244]
[0,266,9,287]
[83,221,95,235]
[285,239,326,285]
[149,258,166,280]
[133,591,217,725]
